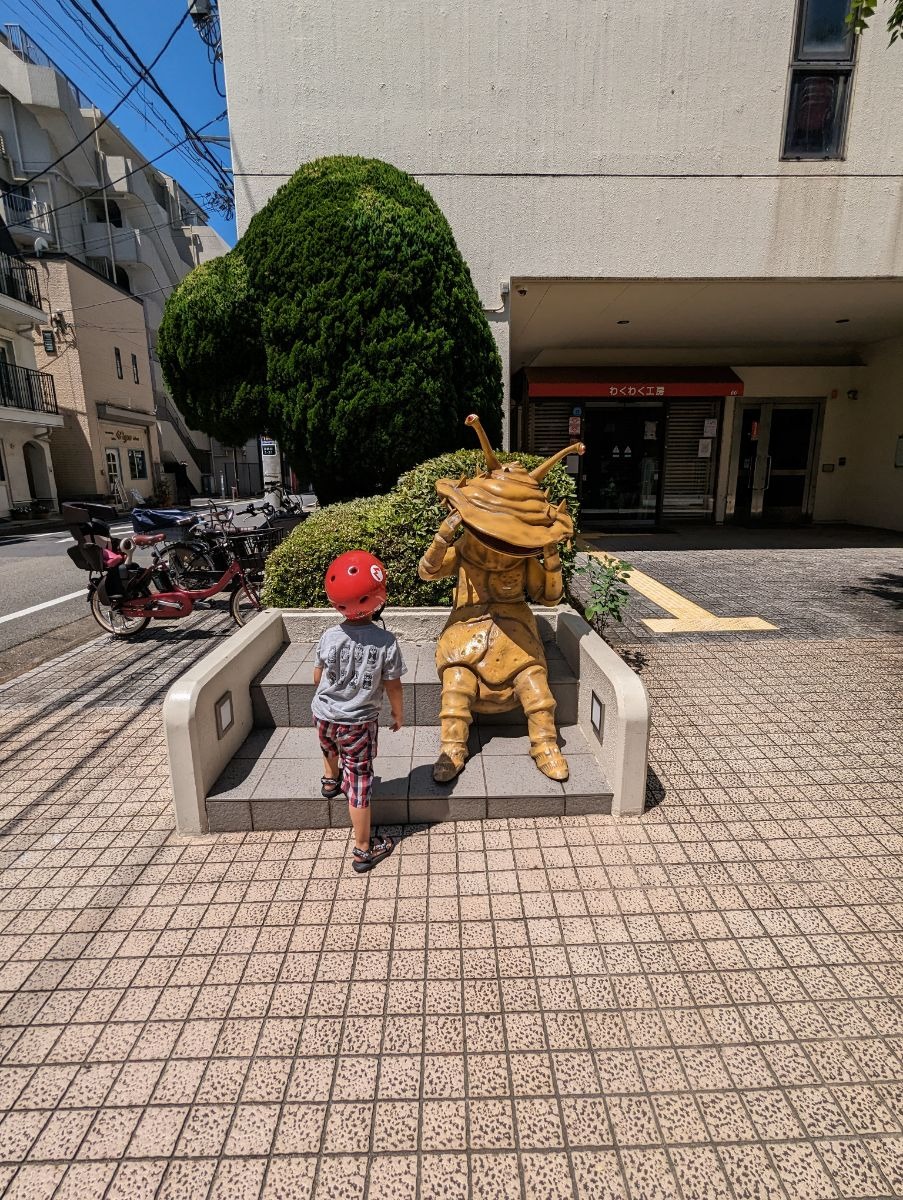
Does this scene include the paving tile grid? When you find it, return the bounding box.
[0,604,901,1197]
[572,545,903,643]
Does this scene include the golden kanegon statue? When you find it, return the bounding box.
[418,415,584,783]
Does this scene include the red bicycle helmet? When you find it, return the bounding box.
[324,550,388,620]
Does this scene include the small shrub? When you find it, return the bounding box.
[573,556,633,632]
[262,448,580,608]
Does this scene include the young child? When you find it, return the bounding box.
[312,551,405,872]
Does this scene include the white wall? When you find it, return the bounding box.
[849,336,903,529]
[222,1,903,300]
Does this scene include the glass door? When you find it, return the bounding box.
[731,401,820,523]
[105,447,122,492]
[581,403,663,523]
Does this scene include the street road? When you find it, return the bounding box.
[0,522,134,680]
[0,497,316,682]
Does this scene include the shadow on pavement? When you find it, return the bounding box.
[843,572,903,611]
[645,767,666,811]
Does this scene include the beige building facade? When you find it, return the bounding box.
[0,237,60,519]
[220,0,903,530]
[0,23,231,501]
[31,256,159,503]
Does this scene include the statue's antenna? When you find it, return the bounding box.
[530,442,585,483]
[465,413,502,472]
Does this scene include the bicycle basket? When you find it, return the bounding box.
[225,526,287,576]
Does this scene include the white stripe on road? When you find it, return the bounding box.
[0,591,85,626]
[9,524,132,541]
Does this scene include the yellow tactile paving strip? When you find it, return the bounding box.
[578,541,778,633]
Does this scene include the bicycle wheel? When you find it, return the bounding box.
[230,580,264,627]
[90,587,151,637]
[167,541,216,590]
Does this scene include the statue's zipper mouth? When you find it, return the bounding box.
[465,526,540,559]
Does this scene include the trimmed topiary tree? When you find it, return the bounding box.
[262,448,579,609]
[156,255,267,447]
[158,156,503,503]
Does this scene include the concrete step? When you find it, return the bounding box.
[206,723,612,832]
[251,639,579,727]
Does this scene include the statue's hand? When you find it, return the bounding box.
[439,510,463,542]
[543,541,561,562]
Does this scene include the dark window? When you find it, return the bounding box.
[0,443,6,482]
[796,0,855,60]
[783,0,855,159]
[128,448,147,480]
[131,353,139,384]
[784,71,850,157]
[41,329,56,354]
[114,347,123,379]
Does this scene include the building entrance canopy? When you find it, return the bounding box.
[526,366,745,399]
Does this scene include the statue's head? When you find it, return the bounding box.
[435,415,584,557]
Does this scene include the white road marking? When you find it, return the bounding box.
[0,591,85,626]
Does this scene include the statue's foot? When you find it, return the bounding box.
[532,742,569,781]
[433,742,468,783]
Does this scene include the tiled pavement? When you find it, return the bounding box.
[577,528,903,643]
[0,577,902,1198]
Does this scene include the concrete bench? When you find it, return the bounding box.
[163,607,650,834]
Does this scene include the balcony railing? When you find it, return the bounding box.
[2,25,93,108]
[0,190,53,236]
[0,360,58,415]
[0,251,42,310]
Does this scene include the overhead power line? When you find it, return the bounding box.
[12,0,225,191]
[17,8,191,189]
[67,0,233,205]
[20,111,228,228]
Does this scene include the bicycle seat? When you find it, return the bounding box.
[132,533,166,546]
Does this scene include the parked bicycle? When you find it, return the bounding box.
[63,502,269,637]
[159,501,300,590]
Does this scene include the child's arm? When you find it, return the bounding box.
[384,677,404,731]
[313,665,323,686]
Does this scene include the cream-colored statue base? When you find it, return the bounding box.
[418,415,584,783]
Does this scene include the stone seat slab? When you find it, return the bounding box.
[207,721,611,831]
[251,637,579,728]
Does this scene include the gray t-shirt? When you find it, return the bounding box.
[312,621,406,724]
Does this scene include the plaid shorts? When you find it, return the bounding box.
[315,718,379,809]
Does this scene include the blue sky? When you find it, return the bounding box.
[0,0,235,245]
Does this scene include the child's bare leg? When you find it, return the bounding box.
[322,751,339,781]
[349,802,371,853]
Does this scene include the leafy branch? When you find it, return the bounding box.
[848,1,903,44]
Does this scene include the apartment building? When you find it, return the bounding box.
[221,0,903,530]
[0,23,231,502]
[0,220,60,519]
[30,254,159,504]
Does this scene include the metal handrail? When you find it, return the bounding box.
[0,251,42,310]
[2,25,93,108]
[0,191,53,236]
[155,394,211,474]
[0,361,58,414]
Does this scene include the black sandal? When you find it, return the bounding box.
[352,834,395,873]
[321,776,343,799]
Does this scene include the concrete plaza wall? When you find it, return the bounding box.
[163,607,650,834]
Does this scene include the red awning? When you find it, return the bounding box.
[526,366,744,399]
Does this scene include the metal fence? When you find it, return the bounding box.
[0,251,42,310]
[0,361,58,415]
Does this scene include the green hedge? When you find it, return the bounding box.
[262,448,580,608]
[158,156,503,504]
